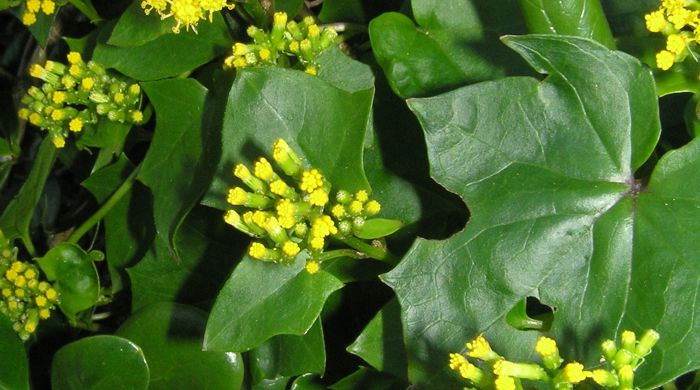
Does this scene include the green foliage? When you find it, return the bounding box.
[1,1,699,389]
[51,335,149,390]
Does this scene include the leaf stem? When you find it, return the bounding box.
[67,164,141,244]
[316,248,367,262]
[335,236,398,263]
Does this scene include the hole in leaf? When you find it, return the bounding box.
[505,297,554,332]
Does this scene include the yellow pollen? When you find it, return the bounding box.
[305,260,320,274]
[355,190,368,202]
[304,66,317,76]
[45,288,57,300]
[39,308,51,319]
[131,111,143,123]
[52,91,66,104]
[53,137,66,148]
[310,236,324,250]
[35,295,48,307]
[69,117,83,132]
[67,51,82,64]
[535,336,557,356]
[227,187,248,205]
[259,48,271,61]
[27,0,41,12]
[466,334,493,359]
[11,262,24,272]
[349,200,363,214]
[282,241,300,257]
[656,50,676,71]
[51,109,65,121]
[69,65,81,76]
[23,269,36,279]
[81,77,95,90]
[234,164,251,180]
[114,92,125,104]
[41,0,55,14]
[562,362,589,384]
[331,204,346,219]
[309,189,329,206]
[249,242,267,259]
[494,376,516,390]
[270,180,289,196]
[300,169,324,193]
[5,269,17,281]
[365,200,381,215]
[254,158,275,181]
[22,11,37,25]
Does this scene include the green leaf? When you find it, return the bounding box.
[36,243,100,320]
[139,78,208,256]
[0,137,57,254]
[519,0,615,48]
[108,0,172,47]
[51,335,149,390]
[92,15,230,81]
[203,254,343,352]
[202,67,373,209]
[116,302,244,390]
[127,205,243,311]
[0,314,29,390]
[355,218,403,239]
[384,35,699,387]
[250,318,326,380]
[81,156,155,268]
[10,5,57,47]
[368,0,528,98]
[347,298,407,380]
[329,367,405,390]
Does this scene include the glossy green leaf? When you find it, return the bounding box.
[519,0,615,48]
[329,367,405,390]
[384,35,699,387]
[204,254,343,352]
[51,335,149,390]
[202,66,373,209]
[355,218,403,239]
[369,0,528,98]
[0,137,56,253]
[93,15,230,81]
[139,78,208,255]
[36,243,100,320]
[290,374,324,390]
[347,298,406,380]
[127,206,243,311]
[0,314,29,390]
[250,318,325,380]
[108,0,172,47]
[82,155,154,268]
[116,302,244,390]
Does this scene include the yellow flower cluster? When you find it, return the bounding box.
[18,52,143,148]
[140,0,235,33]
[645,0,700,70]
[224,139,382,274]
[0,230,58,341]
[224,12,338,75]
[449,329,659,390]
[21,0,55,26]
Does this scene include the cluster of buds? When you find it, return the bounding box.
[449,329,660,390]
[223,12,338,75]
[645,0,700,70]
[0,230,59,341]
[141,0,235,33]
[20,0,56,26]
[18,52,143,148]
[224,139,390,274]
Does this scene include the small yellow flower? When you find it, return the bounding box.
[259,48,271,61]
[52,91,66,104]
[305,260,320,274]
[365,200,381,215]
[81,77,95,90]
[51,109,65,121]
[656,50,676,70]
[535,336,557,356]
[331,204,346,219]
[27,0,41,12]
[69,117,83,132]
[494,376,516,390]
[41,0,55,15]
[227,187,248,205]
[67,51,82,64]
[113,92,125,104]
[129,84,141,95]
[249,242,267,259]
[254,157,275,181]
[309,188,329,207]
[310,236,324,250]
[466,334,493,359]
[349,200,363,214]
[667,34,687,54]
[270,179,290,196]
[304,66,317,76]
[45,288,57,300]
[35,295,47,307]
[131,111,143,123]
[22,11,37,26]
[29,112,42,126]
[300,169,324,193]
[39,308,51,319]
[562,362,590,384]
[24,321,37,333]
[281,241,300,257]
[645,10,668,32]
[307,24,320,38]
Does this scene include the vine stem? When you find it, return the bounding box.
[335,236,398,263]
[316,248,367,262]
[67,164,141,244]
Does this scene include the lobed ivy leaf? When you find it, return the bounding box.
[0,314,29,390]
[93,15,230,81]
[139,79,209,256]
[519,0,615,47]
[249,318,326,381]
[127,206,243,311]
[202,66,373,209]
[203,254,343,352]
[108,0,173,47]
[369,0,528,98]
[51,335,149,390]
[347,298,407,380]
[116,303,244,390]
[384,35,698,387]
